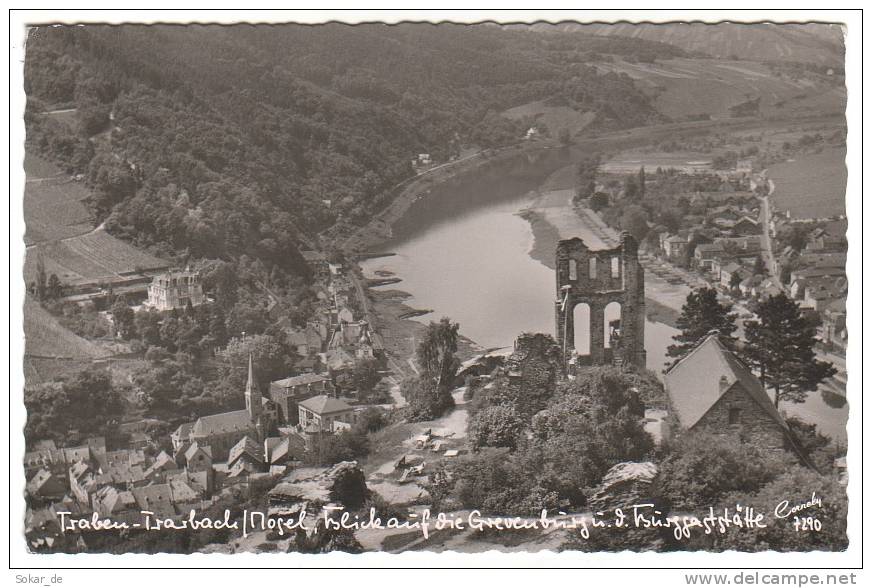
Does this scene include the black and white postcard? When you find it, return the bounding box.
[7,7,865,580]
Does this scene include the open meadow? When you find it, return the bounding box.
[24,227,170,288]
[23,154,93,245]
[769,146,847,218]
[593,57,845,121]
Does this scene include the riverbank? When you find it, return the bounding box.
[345,140,568,376]
[517,165,691,330]
[346,117,830,373]
[366,287,483,380]
[339,115,822,255]
[339,139,560,253]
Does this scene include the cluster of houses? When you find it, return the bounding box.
[24,432,217,550]
[290,251,384,378]
[654,186,847,355]
[771,215,848,353]
[658,227,775,298]
[657,190,762,268]
[24,351,370,551]
[25,249,394,551]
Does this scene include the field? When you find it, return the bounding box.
[24,180,95,245]
[569,22,844,66]
[768,146,848,219]
[601,151,713,174]
[22,151,169,386]
[23,297,108,359]
[503,101,597,138]
[23,154,94,245]
[24,228,170,288]
[593,58,845,121]
[23,152,64,179]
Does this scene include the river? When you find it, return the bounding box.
[360,148,676,371]
[360,147,847,442]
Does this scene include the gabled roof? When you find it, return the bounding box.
[63,446,92,464]
[664,335,787,431]
[132,484,175,517]
[695,242,725,254]
[93,486,136,516]
[69,461,92,480]
[191,409,254,437]
[805,280,842,300]
[298,395,352,415]
[720,262,742,274]
[167,469,211,493]
[184,441,212,463]
[98,464,146,486]
[173,422,193,439]
[228,435,263,466]
[168,478,201,503]
[144,451,178,478]
[271,373,330,389]
[27,469,62,496]
[101,449,146,469]
[791,266,847,281]
[269,438,291,464]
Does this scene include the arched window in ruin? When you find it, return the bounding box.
[604,301,622,349]
[573,303,591,356]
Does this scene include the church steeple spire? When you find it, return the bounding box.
[244,353,261,420]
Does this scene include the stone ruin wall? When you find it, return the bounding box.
[554,232,646,370]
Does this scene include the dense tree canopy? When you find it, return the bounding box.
[25,24,669,278]
[742,293,836,407]
[653,433,788,511]
[430,366,655,514]
[24,366,124,445]
[667,287,738,360]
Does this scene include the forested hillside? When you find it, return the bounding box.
[24,24,672,275]
[549,22,845,67]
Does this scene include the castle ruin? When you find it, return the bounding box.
[554,232,646,370]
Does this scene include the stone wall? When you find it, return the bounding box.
[691,384,788,453]
[554,232,645,369]
[506,333,564,392]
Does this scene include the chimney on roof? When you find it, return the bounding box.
[719,375,731,394]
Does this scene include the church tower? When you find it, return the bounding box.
[244,353,262,421]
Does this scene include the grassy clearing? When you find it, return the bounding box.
[24,357,93,386]
[594,58,844,121]
[769,146,847,219]
[24,179,94,245]
[23,153,64,179]
[23,296,108,359]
